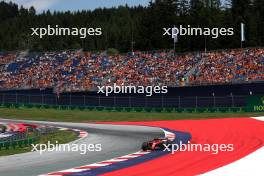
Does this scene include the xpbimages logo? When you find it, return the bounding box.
[31,141,102,155]
[163,25,234,39]
[97,84,168,96]
[163,141,234,154]
[31,25,102,38]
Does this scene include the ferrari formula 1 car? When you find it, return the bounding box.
[141,138,173,151]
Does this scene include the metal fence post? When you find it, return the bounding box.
[55,95,58,105]
[231,93,234,107]
[129,96,131,107]
[69,94,72,106]
[114,96,116,107]
[15,93,18,104]
[161,96,164,108]
[2,93,5,104]
[83,95,86,106]
[41,94,44,105]
[196,96,198,108]
[214,96,216,107]
[212,93,216,107]
[178,96,181,108]
[98,96,101,107]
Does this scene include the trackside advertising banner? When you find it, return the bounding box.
[246,96,264,112]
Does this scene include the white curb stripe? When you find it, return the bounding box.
[58,168,89,173]
[133,151,151,155]
[89,163,112,167]
[161,128,176,141]
[102,158,128,162]
[251,116,264,121]
[118,154,141,159]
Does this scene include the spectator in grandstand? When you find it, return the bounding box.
[189,48,264,85]
[0,48,263,93]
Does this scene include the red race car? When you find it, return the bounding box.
[141,138,173,151]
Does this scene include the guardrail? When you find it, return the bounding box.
[0,129,40,150]
[0,132,26,142]
[0,136,39,150]
[0,126,56,151]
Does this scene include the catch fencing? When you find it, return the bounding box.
[0,93,246,108]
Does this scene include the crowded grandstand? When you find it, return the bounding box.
[0,48,263,94]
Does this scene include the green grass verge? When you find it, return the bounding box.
[0,107,263,122]
[0,130,78,156]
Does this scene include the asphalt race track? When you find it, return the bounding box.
[2,117,263,176]
[0,119,163,176]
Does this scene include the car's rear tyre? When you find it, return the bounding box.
[142,142,149,151]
